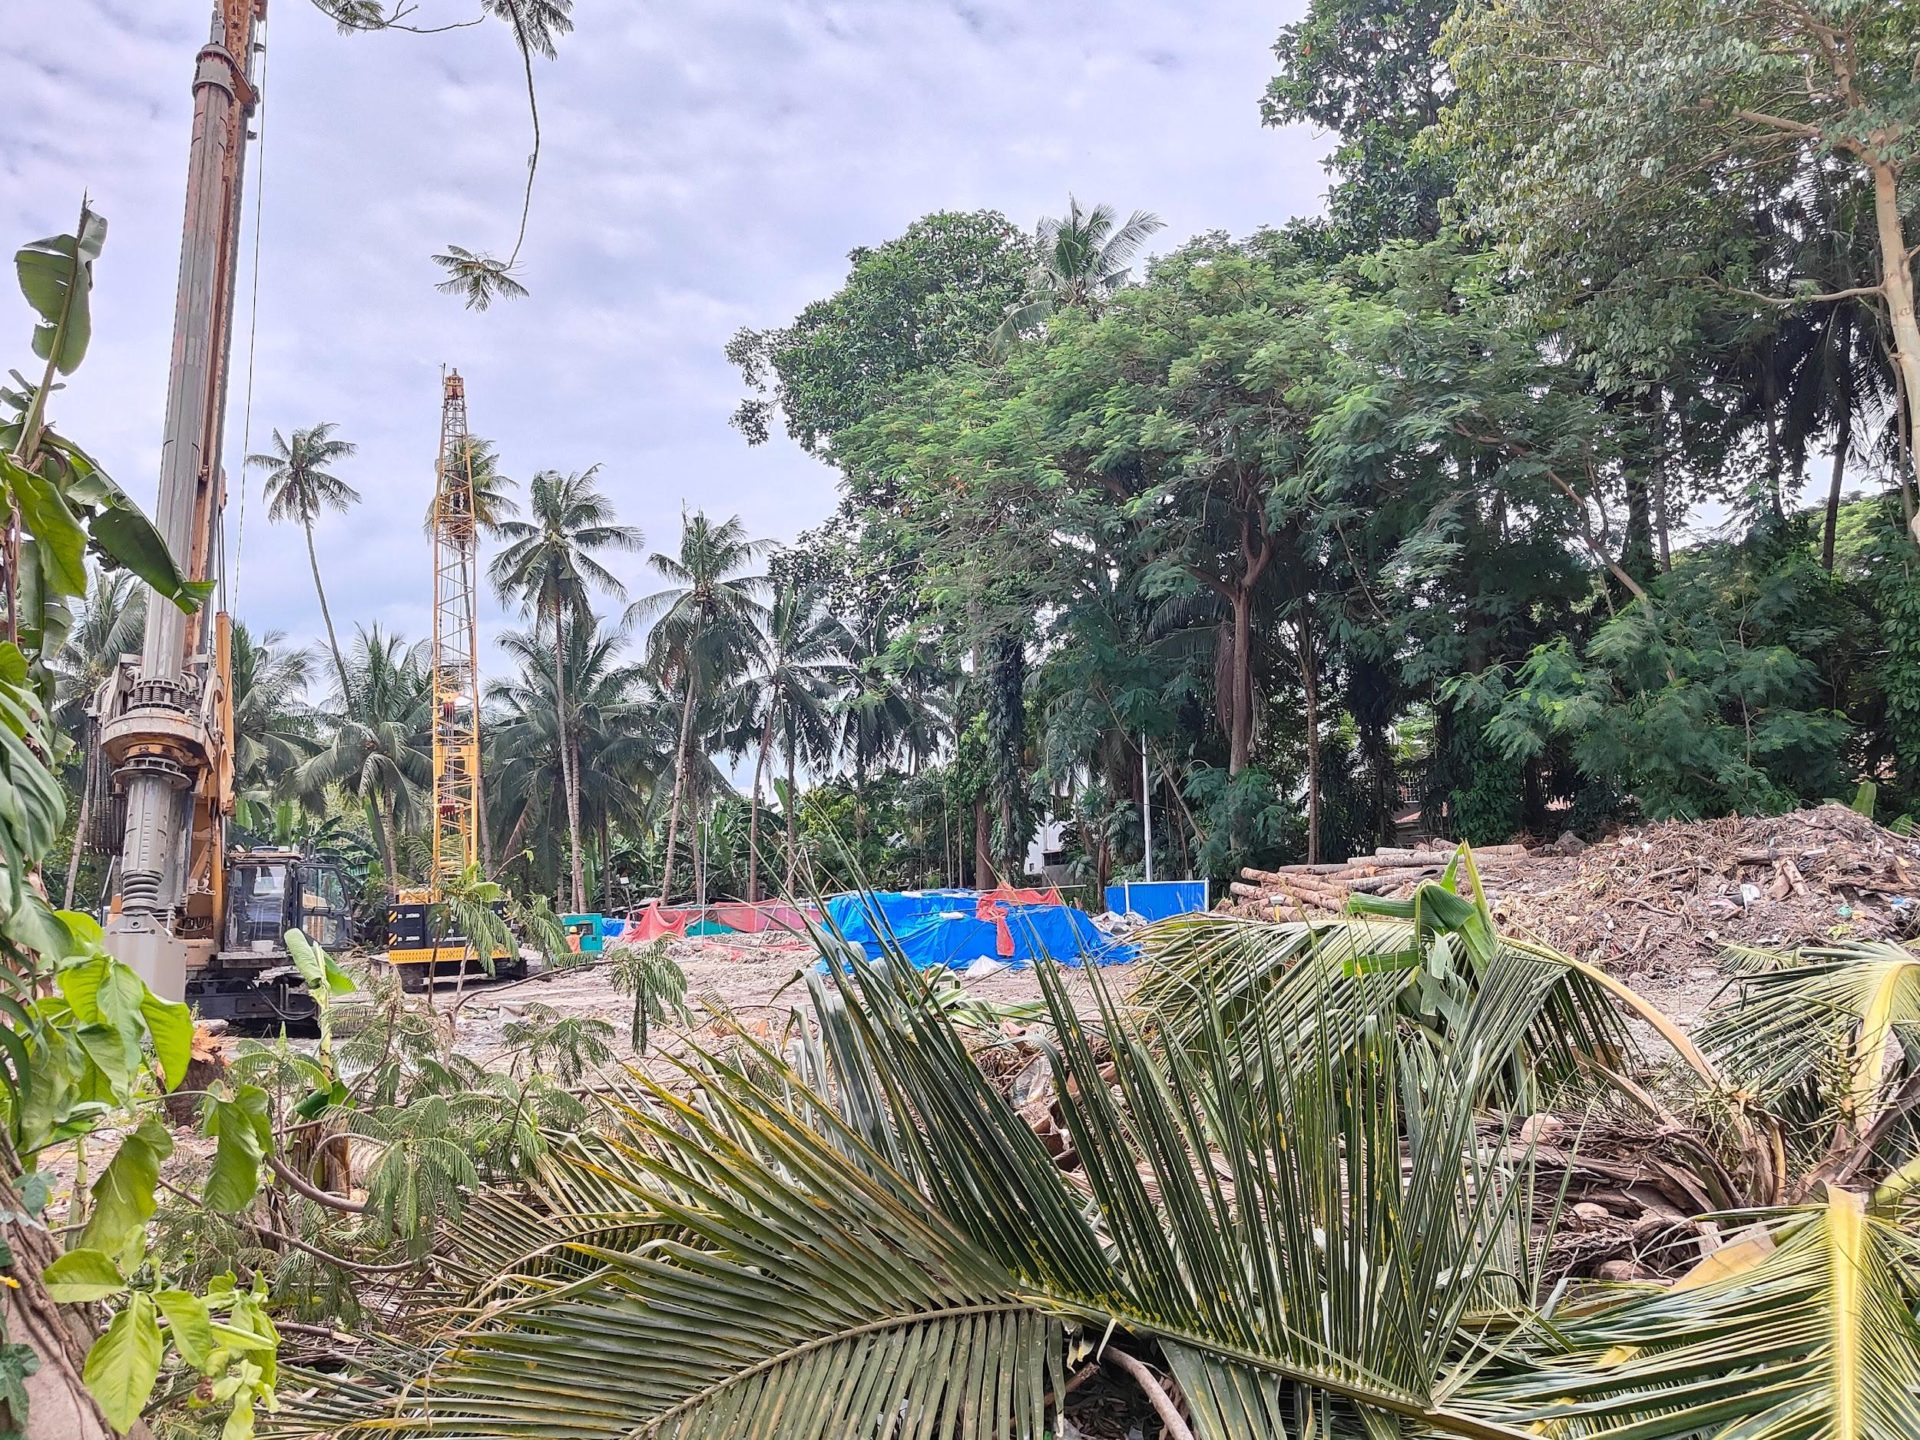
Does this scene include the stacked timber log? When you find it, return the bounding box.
[1226,843,1532,920]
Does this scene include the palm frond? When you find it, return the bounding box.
[1701,940,1920,1160]
[433,244,530,310]
[1471,1189,1920,1439]
[280,923,1553,1440]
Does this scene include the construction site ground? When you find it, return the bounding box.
[429,801,1920,1063]
[37,802,1920,1250]
[433,934,1139,1070]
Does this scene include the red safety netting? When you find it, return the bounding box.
[624,905,692,943]
[974,884,1065,957]
[619,902,818,944]
[710,901,812,934]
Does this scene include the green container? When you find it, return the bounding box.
[562,913,605,954]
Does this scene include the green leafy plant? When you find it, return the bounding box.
[501,1003,616,1084]
[2,204,211,675]
[0,206,280,1440]
[1452,544,1855,820]
[605,940,690,1053]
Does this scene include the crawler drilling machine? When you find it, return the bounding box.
[86,0,351,1023]
[383,371,517,988]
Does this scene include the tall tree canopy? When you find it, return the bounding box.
[727,209,1031,452]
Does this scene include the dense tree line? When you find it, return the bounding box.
[716,0,1920,887]
[53,0,1920,908]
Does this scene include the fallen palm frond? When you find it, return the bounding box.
[1701,940,1920,1185]
[1132,910,1633,1105]
[1470,1188,1920,1439]
[267,884,1920,1440]
[275,919,1559,1439]
[1140,851,1783,1204]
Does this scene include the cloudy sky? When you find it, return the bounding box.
[4,0,1327,679]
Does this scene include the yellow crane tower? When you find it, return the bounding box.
[429,369,482,886]
[384,371,513,986]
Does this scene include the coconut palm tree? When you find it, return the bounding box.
[52,570,144,733]
[628,511,768,903]
[421,435,520,535]
[228,621,321,833]
[989,196,1165,353]
[489,468,642,911]
[487,618,667,905]
[295,624,431,882]
[431,246,529,312]
[741,579,848,900]
[838,602,949,785]
[52,571,145,906]
[246,422,362,695]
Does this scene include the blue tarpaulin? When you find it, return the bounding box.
[1103,880,1209,922]
[822,890,1130,969]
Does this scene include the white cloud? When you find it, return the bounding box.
[3,0,1328,683]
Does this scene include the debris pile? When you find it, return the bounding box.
[1478,1111,1738,1282]
[1228,803,1920,973]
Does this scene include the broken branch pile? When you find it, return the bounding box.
[1227,803,1920,977]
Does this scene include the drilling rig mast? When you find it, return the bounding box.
[384,374,515,986]
[429,371,482,889]
[95,0,264,1002]
[91,1,354,1023]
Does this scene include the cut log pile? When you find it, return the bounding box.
[1226,802,1920,978]
[1228,843,1531,919]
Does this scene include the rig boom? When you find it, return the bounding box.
[429,372,483,889]
[97,0,262,1000]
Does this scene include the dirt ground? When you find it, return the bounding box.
[434,932,1140,1070]
[413,886,1738,1075]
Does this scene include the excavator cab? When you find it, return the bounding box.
[197,849,353,1025]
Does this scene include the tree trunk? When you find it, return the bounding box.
[377,796,399,886]
[973,801,992,888]
[1296,612,1322,865]
[784,741,799,895]
[1622,468,1655,582]
[304,520,351,701]
[1227,587,1254,775]
[497,807,529,882]
[362,796,394,889]
[1763,359,1787,530]
[552,604,584,913]
[571,732,585,903]
[986,636,1025,873]
[0,1142,141,1440]
[660,664,699,902]
[1652,386,1672,572]
[691,777,706,908]
[63,746,90,910]
[747,709,774,904]
[599,812,611,911]
[1871,157,1920,538]
[1823,367,1853,571]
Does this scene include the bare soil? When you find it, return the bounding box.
[435,931,1140,1071]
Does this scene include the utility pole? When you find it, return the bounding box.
[1141,732,1154,884]
[98,0,263,999]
